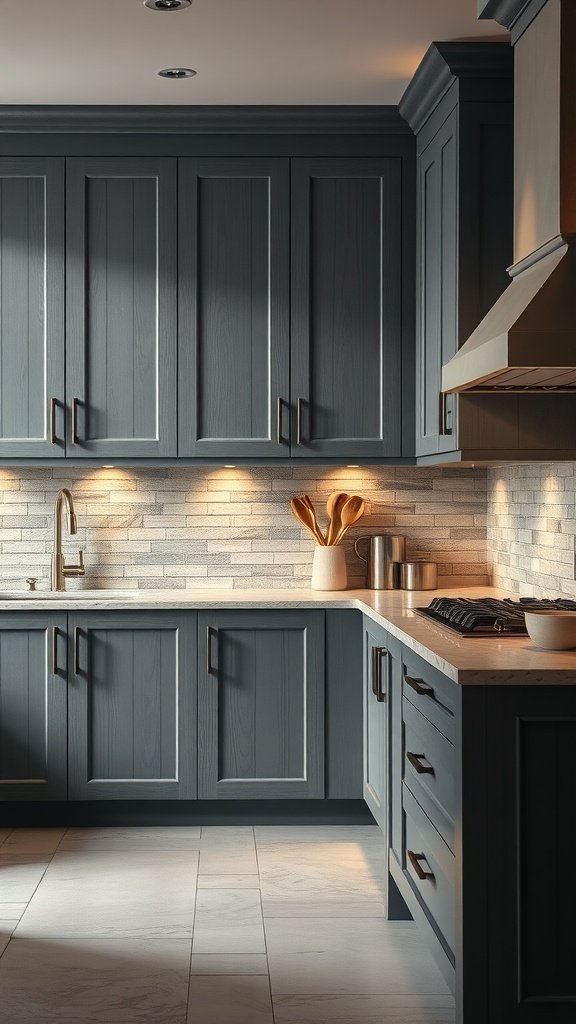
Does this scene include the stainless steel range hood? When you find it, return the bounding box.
[442,0,576,394]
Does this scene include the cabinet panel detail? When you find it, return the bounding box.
[178,158,289,457]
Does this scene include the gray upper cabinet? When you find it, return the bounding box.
[291,158,403,458]
[198,610,325,799]
[0,613,67,800]
[178,158,290,457]
[66,158,177,457]
[0,159,65,457]
[67,611,197,799]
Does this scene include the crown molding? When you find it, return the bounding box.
[399,42,513,134]
[478,0,549,40]
[0,104,410,135]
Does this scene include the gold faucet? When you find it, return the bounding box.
[51,488,85,591]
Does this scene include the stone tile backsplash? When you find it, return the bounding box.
[0,465,488,591]
[488,463,576,599]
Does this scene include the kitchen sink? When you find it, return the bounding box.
[0,590,141,601]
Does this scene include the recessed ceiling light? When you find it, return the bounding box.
[158,68,197,79]
[144,0,192,10]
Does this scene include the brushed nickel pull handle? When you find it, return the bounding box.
[207,626,218,676]
[49,398,58,444]
[276,397,284,446]
[51,626,59,675]
[404,675,434,698]
[296,397,303,446]
[74,626,80,675]
[71,398,80,445]
[406,751,434,775]
[407,849,435,882]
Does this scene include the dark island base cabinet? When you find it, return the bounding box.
[198,611,325,799]
[67,612,197,800]
[0,614,68,800]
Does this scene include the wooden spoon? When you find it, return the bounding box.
[332,495,366,545]
[301,495,327,545]
[325,491,349,546]
[290,497,326,546]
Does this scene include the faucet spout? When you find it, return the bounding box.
[51,488,85,592]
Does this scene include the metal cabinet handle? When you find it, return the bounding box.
[74,626,80,675]
[296,397,303,446]
[406,751,434,775]
[276,397,285,446]
[71,398,80,445]
[51,626,59,675]
[407,849,435,881]
[404,675,434,698]
[371,646,388,702]
[206,626,218,676]
[438,391,452,437]
[49,398,58,445]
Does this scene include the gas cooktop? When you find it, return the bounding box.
[416,596,576,638]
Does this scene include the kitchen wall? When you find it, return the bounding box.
[0,465,488,591]
[488,463,576,598]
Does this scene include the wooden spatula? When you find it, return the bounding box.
[332,495,366,545]
[326,491,349,546]
[290,497,326,545]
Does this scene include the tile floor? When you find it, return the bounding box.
[0,825,455,1023]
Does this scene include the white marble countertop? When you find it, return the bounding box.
[1,585,575,684]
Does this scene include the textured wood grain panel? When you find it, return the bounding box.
[66,158,177,457]
[67,611,196,799]
[0,159,65,456]
[178,158,289,457]
[198,611,324,799]
[0,613,67,800]
[291,158,403,458]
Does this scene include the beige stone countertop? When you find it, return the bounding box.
[1,585,575,684]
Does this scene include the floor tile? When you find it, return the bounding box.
[198,874,261,889]
[272,993,456,1023]
[0,830,12,848]
[192,889,265,954]
[265,918,451,995]
[199,847,259,874]
[262,897,386,917]
[255,826,383,845]
[1,829,66,855]
[200,827,255,847]
[190,953,268,975]
[0,937,191,1022]
[187,975,273,1024]
[16,850,198,939]
[59,827,202,851]
[0,855,50,902]
[0,903,28,921]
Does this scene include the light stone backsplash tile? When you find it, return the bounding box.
[0,466,488,591]
[488,463,576,599]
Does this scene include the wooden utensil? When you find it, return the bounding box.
[301,495,327,545]
[332,495,366,545]
[290,497,326,546]
[326,491,349,546]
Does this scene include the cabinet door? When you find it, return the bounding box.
[178,159,290,457]
[0,159,65,457]
[363,619,389,830]
[66,158,177,457]
[68,612,196,799]
[291,158,402,458]
[0,613,67,800]
[198,611,324,799]
[416,110,458,456]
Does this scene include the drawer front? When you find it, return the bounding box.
[403,698,456,849]
[403,784,455,960]
[402,646,456,744]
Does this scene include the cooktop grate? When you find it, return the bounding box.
[416,596,576,637]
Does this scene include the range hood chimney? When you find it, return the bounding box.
[442,0,576,394]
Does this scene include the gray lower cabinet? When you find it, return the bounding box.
[362,617,389,830]
[198,610,325,799]
[178,158,290,458]
[291,158,404,458]
[0,613,67,800]
[66,158,177,457]
[67,612,197,800]
[0,159,65,457]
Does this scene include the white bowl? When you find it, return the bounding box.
[524,610,576,651]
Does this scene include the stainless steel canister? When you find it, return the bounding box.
[400,560,438,591]
[353,534,406,590]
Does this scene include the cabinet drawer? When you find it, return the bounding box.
[403,784,455,960]
[402,647,456,743]
[403,698,456,850]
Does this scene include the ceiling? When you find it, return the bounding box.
[0,0,508,106]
